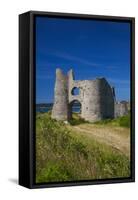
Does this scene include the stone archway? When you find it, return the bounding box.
[69,100,82,120]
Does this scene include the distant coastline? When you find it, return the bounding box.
[36,103,53,108]
[36,102,81,113]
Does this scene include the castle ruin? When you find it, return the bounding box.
[52,68,117,122]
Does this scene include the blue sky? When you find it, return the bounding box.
[36,16,130,103]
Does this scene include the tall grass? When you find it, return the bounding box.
[36,113,130,183]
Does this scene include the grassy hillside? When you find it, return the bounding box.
[36,113,130,183]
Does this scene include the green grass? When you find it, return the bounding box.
[69,113,130,128]
[94,113,130,128]
[69,113,87,125]
[36,113,130,183]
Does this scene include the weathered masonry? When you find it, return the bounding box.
[52,68,128,122]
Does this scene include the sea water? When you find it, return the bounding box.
[36,104,81,113]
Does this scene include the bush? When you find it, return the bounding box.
[117,115,130,128]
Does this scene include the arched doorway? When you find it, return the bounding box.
[69,100,81,120]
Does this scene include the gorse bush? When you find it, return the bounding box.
[36,113,130,183]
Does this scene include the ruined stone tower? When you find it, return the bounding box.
[51,69,69,121]
[52,68,115,122]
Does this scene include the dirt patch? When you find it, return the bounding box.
[68,124,130,158]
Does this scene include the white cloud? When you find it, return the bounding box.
[53,52,100,67]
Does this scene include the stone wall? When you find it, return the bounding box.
[52,68,128,122]
[115,101,129,118]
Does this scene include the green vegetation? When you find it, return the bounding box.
[69,113,130,128]
[94,113,130,128]
[36,113,130,183]
[69,113,87,125]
